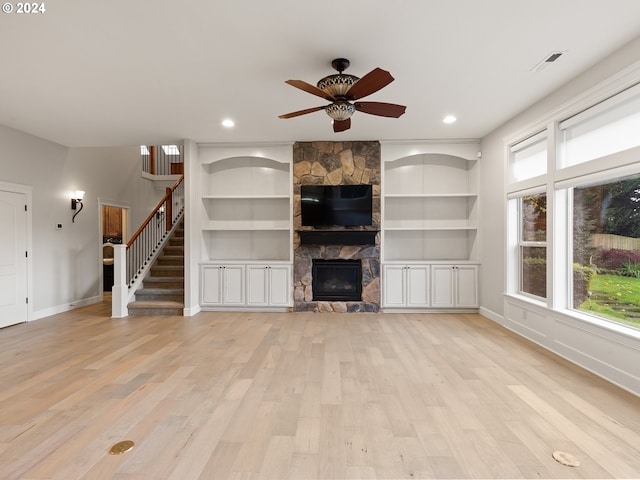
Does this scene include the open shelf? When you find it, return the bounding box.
[202,221,290,231]
[201,157,290,197]
[202,229,291,262]
[382,152,479,263]
[384,229,478,262]
[202,194,290,200]
[384,193,477,198]
[199,154,292,264]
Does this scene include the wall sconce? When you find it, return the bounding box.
[71,190,85,223]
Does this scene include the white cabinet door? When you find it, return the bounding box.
[247,264,292,307]
[269,265,291,306]
[431,264,478,308]
[247,265,268,305]
[383,265,406,307]
[201,265,245,305]
[455,265,478,307]
[406,265,430,307]
[431,265,455,308]
[201,265,223,305]
[383,265,429,307]
[223,265,245,305]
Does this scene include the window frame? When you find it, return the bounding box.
[505,83,640,334]
[517,193,547,300]
[509,130,548,184]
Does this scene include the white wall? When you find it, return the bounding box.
[479,36,640,395]
[479,35,640,319]
[0,124,164,319]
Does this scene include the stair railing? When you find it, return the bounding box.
[141,145,184,175]
[112,175,184,317]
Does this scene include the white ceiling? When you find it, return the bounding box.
[2,0,640,147]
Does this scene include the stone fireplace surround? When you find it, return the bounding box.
[293,141,381,313]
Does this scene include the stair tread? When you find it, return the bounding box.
[138,287,184,292]
[128,300,184,308]
[146,275,184,280]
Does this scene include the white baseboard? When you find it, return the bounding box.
[183,305,201,316]
[31,295,102,321]
[478,306,503,324]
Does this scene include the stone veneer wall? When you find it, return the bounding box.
[293,141,381,312]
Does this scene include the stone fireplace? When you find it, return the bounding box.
[293,141,381,312]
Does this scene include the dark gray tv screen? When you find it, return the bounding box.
[301,184,372,227]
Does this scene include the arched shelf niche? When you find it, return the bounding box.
[381,146,479,264]
[198,147,293,264]
[380,140,479,164]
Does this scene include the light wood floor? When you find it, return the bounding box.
[1,303,640,479]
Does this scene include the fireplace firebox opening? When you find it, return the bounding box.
[312,259,362,302]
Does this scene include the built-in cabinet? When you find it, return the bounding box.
[201,263,291,308]
[382,146,480,311]
[383,263,478,309]
[246,264,291,307]
[198,152,293,310]
[430,264,478,308]
[201,264,245,306]
[383,264,430,307]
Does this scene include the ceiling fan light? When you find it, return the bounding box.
[325,101,356,121]
[317,74,359,97]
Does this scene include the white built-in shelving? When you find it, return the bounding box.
[383,153,478,262]
[200,156,292,263]
[198,150,293,309]
[381,145,480,310]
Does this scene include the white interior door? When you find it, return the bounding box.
[0,190,28,328]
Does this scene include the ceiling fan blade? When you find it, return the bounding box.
[333,118,351,132]
[285,80,336,101]
[355,101,406,118]
[345,68,394,100]
[279,106,325,119]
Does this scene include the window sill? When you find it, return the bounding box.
[504,293,640,341]
[555,308,640,341]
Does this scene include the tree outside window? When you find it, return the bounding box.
[520,194,547,298]
[573,175,640,330]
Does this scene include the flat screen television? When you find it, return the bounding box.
[301,184,373,227]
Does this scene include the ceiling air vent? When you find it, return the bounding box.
[531,51,565,72]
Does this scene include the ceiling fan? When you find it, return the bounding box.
[279,58,406,132]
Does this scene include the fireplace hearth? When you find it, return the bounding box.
[312,259,362,301]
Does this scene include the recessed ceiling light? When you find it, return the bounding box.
[222,119,235,128]
[443,115,457,124]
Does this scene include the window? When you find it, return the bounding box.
[162,145,181,155]
[510,132,547,182]
[559,84,640,168]
[571,174,640,330]
[507,80,640,335]
[520,193,547,298]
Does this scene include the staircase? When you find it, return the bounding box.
[127,223,184,316]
